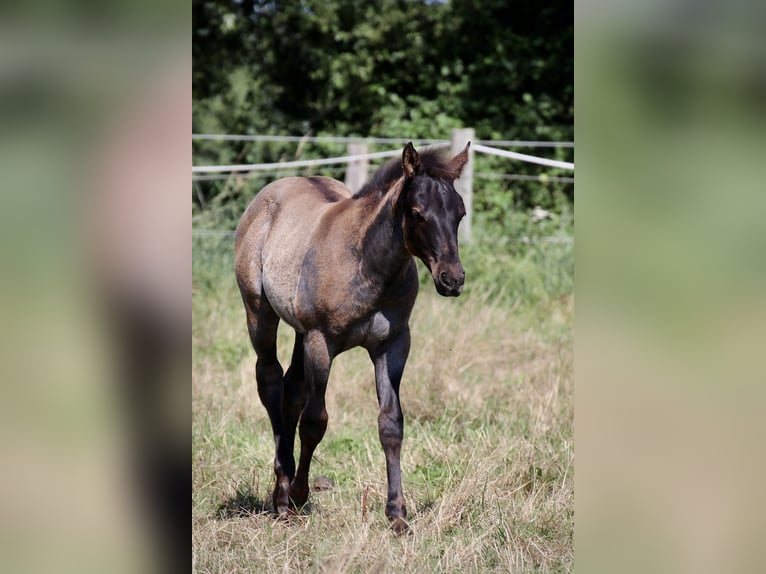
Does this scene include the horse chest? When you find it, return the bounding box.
[300,287,411,350]
[320,295,390,342]
[358,311,395,347]
[324,310,397,353]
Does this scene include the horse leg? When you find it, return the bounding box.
[243,297,292,515]
[369,328,411,534]
[281,333,309,508]
[290,330,332,507]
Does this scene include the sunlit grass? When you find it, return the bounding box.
[192,237,573,572]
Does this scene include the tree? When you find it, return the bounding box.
[192,0,573,222]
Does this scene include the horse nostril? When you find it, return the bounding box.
[439,270,464,289]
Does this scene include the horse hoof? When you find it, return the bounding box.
[274,505,290,518]
[311,475,335,492]
[390,517,411,536]
[288,486,309,509]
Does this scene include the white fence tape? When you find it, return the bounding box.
[192,133,573,148]
[471,144,574,171]
[192,149,401,174]
[192,145,574,174]
[194,171,574,183]
[474,173,574,183]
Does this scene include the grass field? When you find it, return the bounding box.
[192,236,573,572]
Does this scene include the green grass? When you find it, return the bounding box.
[192,236,573,572]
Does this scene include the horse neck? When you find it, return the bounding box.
[356,181,410,284]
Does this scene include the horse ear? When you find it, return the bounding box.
[445,141,471,180]
[402,142,420,178]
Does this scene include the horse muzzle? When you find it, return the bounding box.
[433,265,465,297]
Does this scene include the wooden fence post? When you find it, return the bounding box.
[344,143,369,194]
[451,127,474,242]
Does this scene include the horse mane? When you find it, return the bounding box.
[353,146,453,198]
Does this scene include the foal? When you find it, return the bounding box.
[234,142,469,532]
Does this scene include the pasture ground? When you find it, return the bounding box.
[192,237,573,572]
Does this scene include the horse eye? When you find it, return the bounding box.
[411,209,426,222]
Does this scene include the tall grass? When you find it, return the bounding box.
[192,233,573,572]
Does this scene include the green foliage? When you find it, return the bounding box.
[193,0,573,225]
[193,0,572,135]
[461,239,573,307]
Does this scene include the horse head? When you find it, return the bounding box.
[399,142,470,297]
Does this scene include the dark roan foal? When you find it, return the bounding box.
[234,142,470,533]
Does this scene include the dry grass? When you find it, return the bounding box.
[193,270,573,573]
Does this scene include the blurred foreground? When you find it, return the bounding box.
[576,1,766,572]
[0,3,188,573]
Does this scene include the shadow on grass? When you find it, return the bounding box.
[215,489,317,520]
[215,491,269,519]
